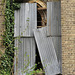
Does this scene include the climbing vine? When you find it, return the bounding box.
[0,0,20,74]
[0,0,46,75]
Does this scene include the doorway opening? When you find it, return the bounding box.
[37,11,42,28]
[37,3,47,28]
[35,45,45,75]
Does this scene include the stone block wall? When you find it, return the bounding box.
[61,0,75,75]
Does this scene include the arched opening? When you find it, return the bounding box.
[37,10,47,28]
[37,3,47,28]
[29,0,47,28]
[29,0,46,8]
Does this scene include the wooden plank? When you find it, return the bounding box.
[14,3,37,37]
[52,37,62,73]
[47,2,61,36]
[51,2,61,36]
[19,3,37,37]
[47,1,61,73]
[14,10,20,37]
[21,38,24,74]
[18,38,23,75]
[19,3,27,36]
[25,3,30,36]
[52,37,61,62]
[37,26,46,28]
[14,39,17,75]
[47,2,52,36]
[34,27,60,75]
[15,38,36,75]
[38,8,47,10]
[30,38,36,68]
[29,3,37,36]
[14,39,21,75]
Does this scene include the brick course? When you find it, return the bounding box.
[61,0,75,75]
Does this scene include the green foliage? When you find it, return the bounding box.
[0,0,20,74]
[26,68,44,75]
[0,0,44,74]
[0,70,10,75]
[13,3,20,10]
[20,51,44,75]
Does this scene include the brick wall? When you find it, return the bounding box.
[0,0,5,57]
[61,0,75,75]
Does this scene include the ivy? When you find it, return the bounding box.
[0,0,20,74]
[0,0,45,75]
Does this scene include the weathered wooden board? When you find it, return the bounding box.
[14,3,37,37]
[47,1,61,73]
[34,27,60,75]
[14,38,36,75]
[14,39,18,75]
[20,3,37,37]
[14,10,20,37]
[14,2,62,75]
[52,37,62,73]
[47,2,61,36]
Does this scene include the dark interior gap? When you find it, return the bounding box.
[37,11,42,28]
[34,44,45,75]
[35,44,43,70]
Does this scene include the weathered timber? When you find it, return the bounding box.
[38,8,47,10]
[47,2,61,36]
[14,38,36,75]
[34,27,60,75]
[14,3,37,37]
